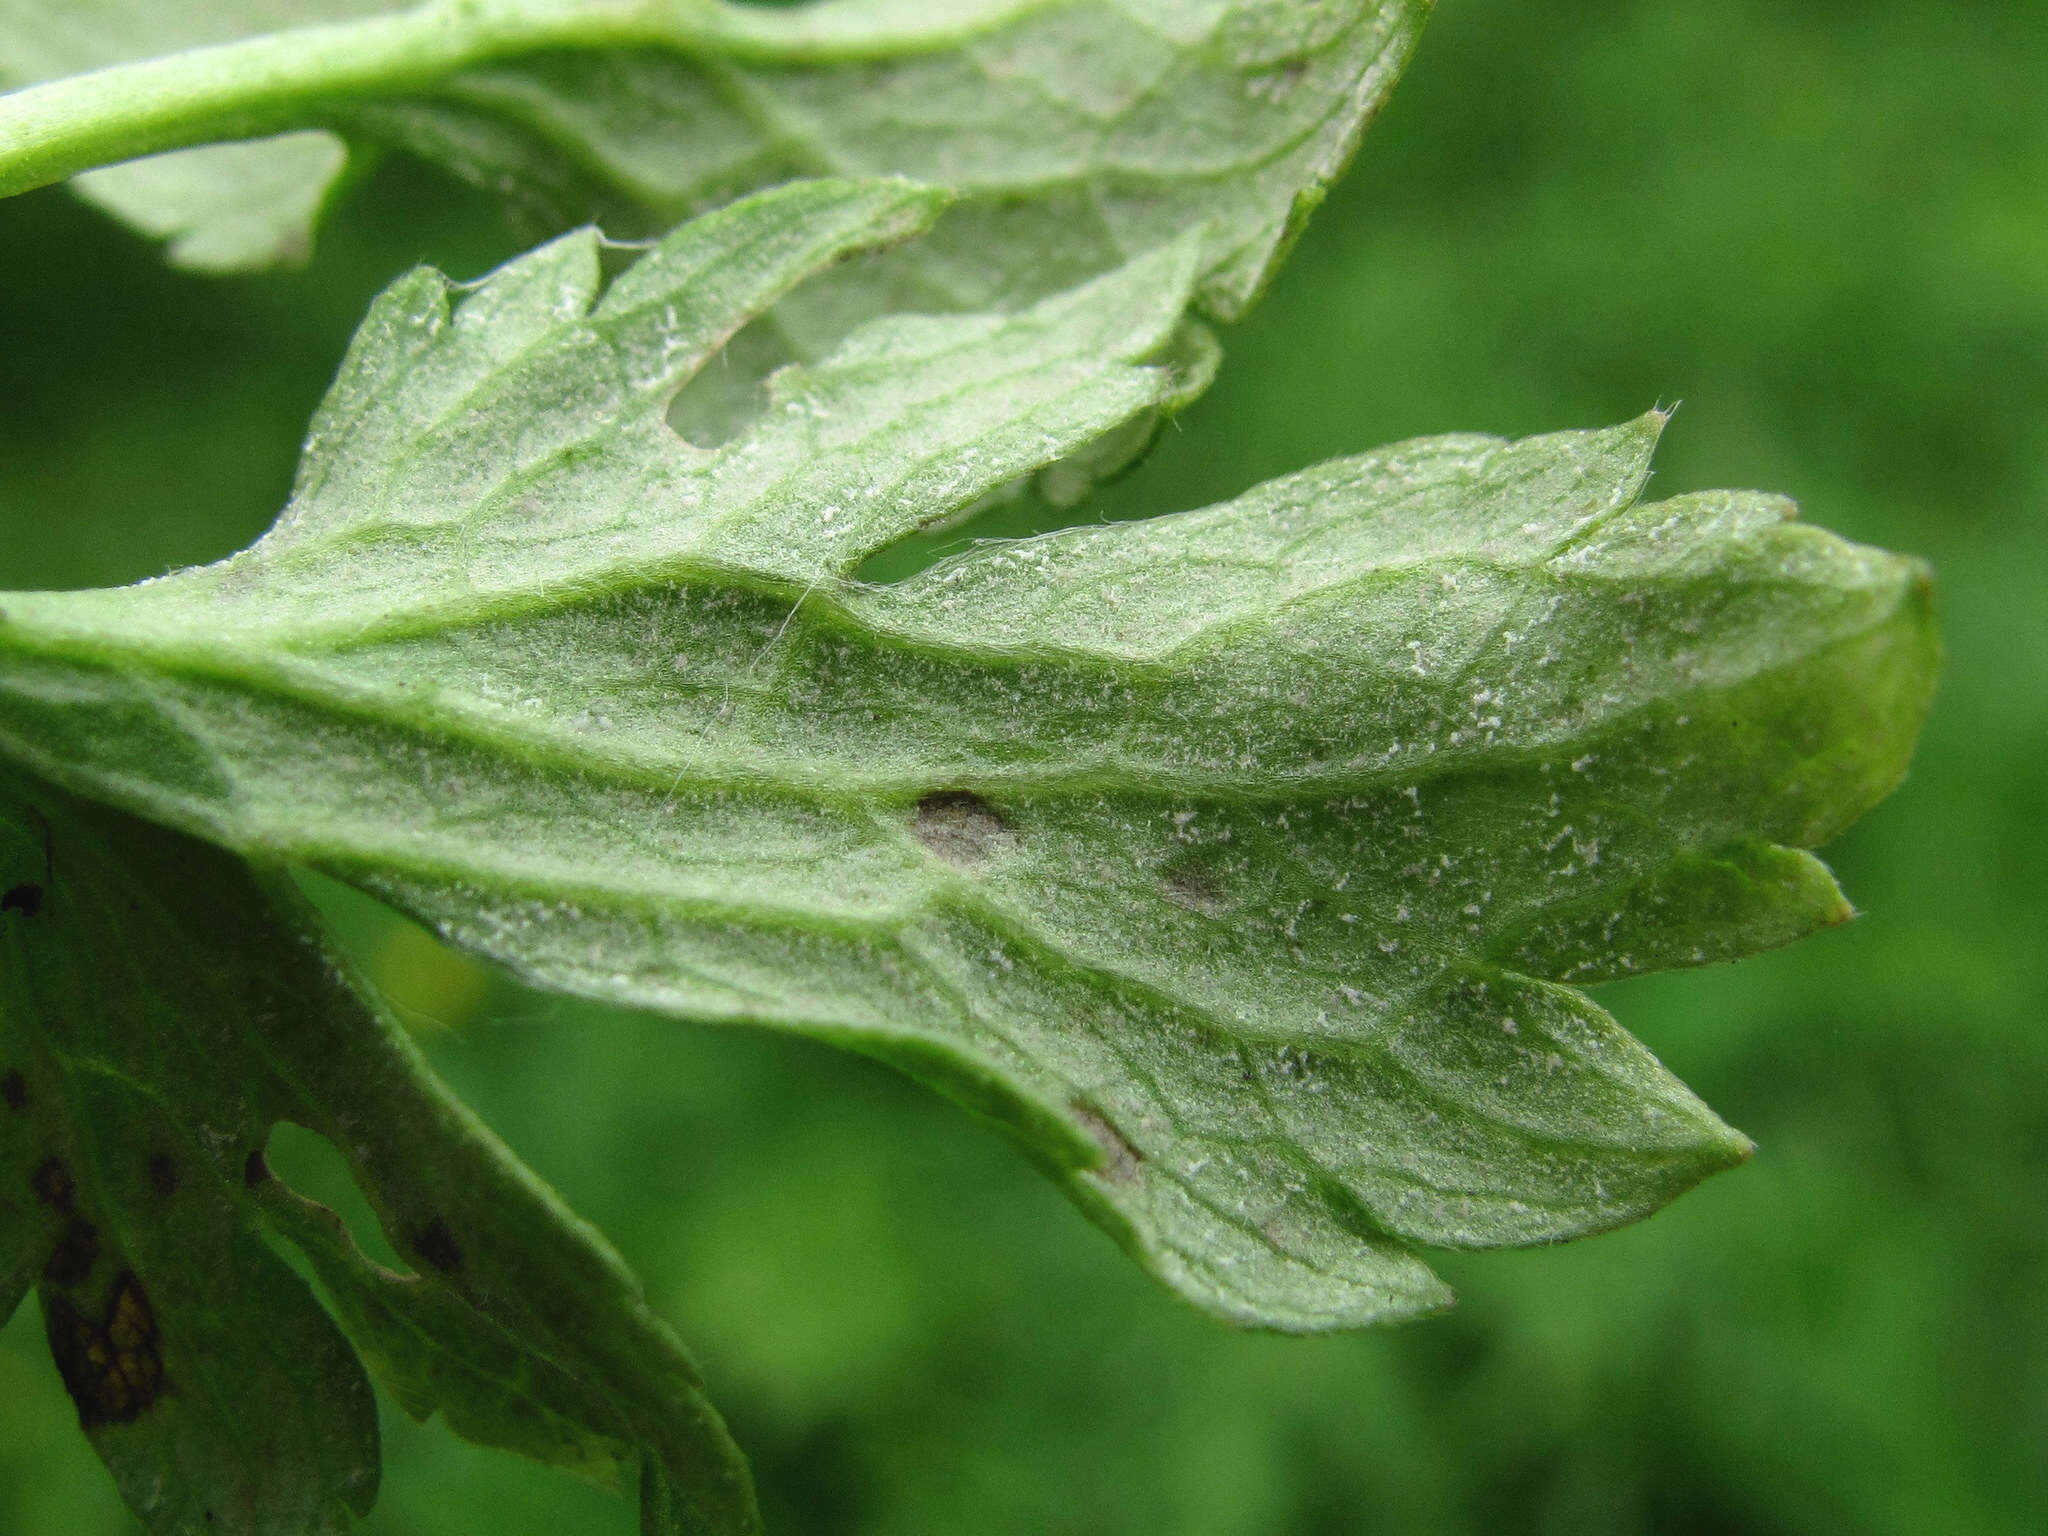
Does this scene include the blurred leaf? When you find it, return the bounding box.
[0,0,1431,316]
[0,178,1938,1330]
[71,131,352,272]
[0,0,387,269]
[0,769,759,1535]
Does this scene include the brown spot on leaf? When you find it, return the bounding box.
[31,1156,75,1214]
[412,1216,463,1274]
[45,1272,163,1427]
[1069,1103,1143,1184]
[1,882,41,918]
[912,791,1010,866]
[243,1149,271,1188]
[44,1220,100,1288]
[1,1070,25,1112]
[148,1155,178,1201]
[1161,862,1226,916]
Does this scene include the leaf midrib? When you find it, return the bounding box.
[0,551,1911,847]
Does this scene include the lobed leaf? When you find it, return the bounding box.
[0,0,1431,313]
[0,770,759,1535]
[0,179,1939,1329]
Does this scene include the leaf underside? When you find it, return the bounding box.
[0,0,1431,317]
[0,8,1942,1532]
[0,178,1939,1338]
[0,771,760,1535]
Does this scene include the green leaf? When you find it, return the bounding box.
[0,1,386,269]
[0,179,1938,1329]
[0,769,759,1534]
[0,0,1431,312]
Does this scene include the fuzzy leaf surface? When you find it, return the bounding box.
[0,0,1430,311]
[0,769,758,1535]
[0,180,1938,1328]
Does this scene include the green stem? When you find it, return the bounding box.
[0,3,672,199]
[0,0,1035,199]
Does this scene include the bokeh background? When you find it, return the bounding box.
[2,1,2043,1531]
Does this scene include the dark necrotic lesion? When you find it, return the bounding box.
[43,1219,100,1287]
[410,1216,464,1274]
[30,1157,100,1286]
[45,1272,164,1427]
[30,1156,75,1213]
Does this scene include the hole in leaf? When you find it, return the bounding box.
[851,320,1217,584]
[665,312,795,450]
[263,1123,410,1274]
[850,478,1061,585]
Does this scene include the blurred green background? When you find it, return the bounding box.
[2,1,2043,1531]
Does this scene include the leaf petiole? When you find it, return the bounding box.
[0,0,1041,200]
